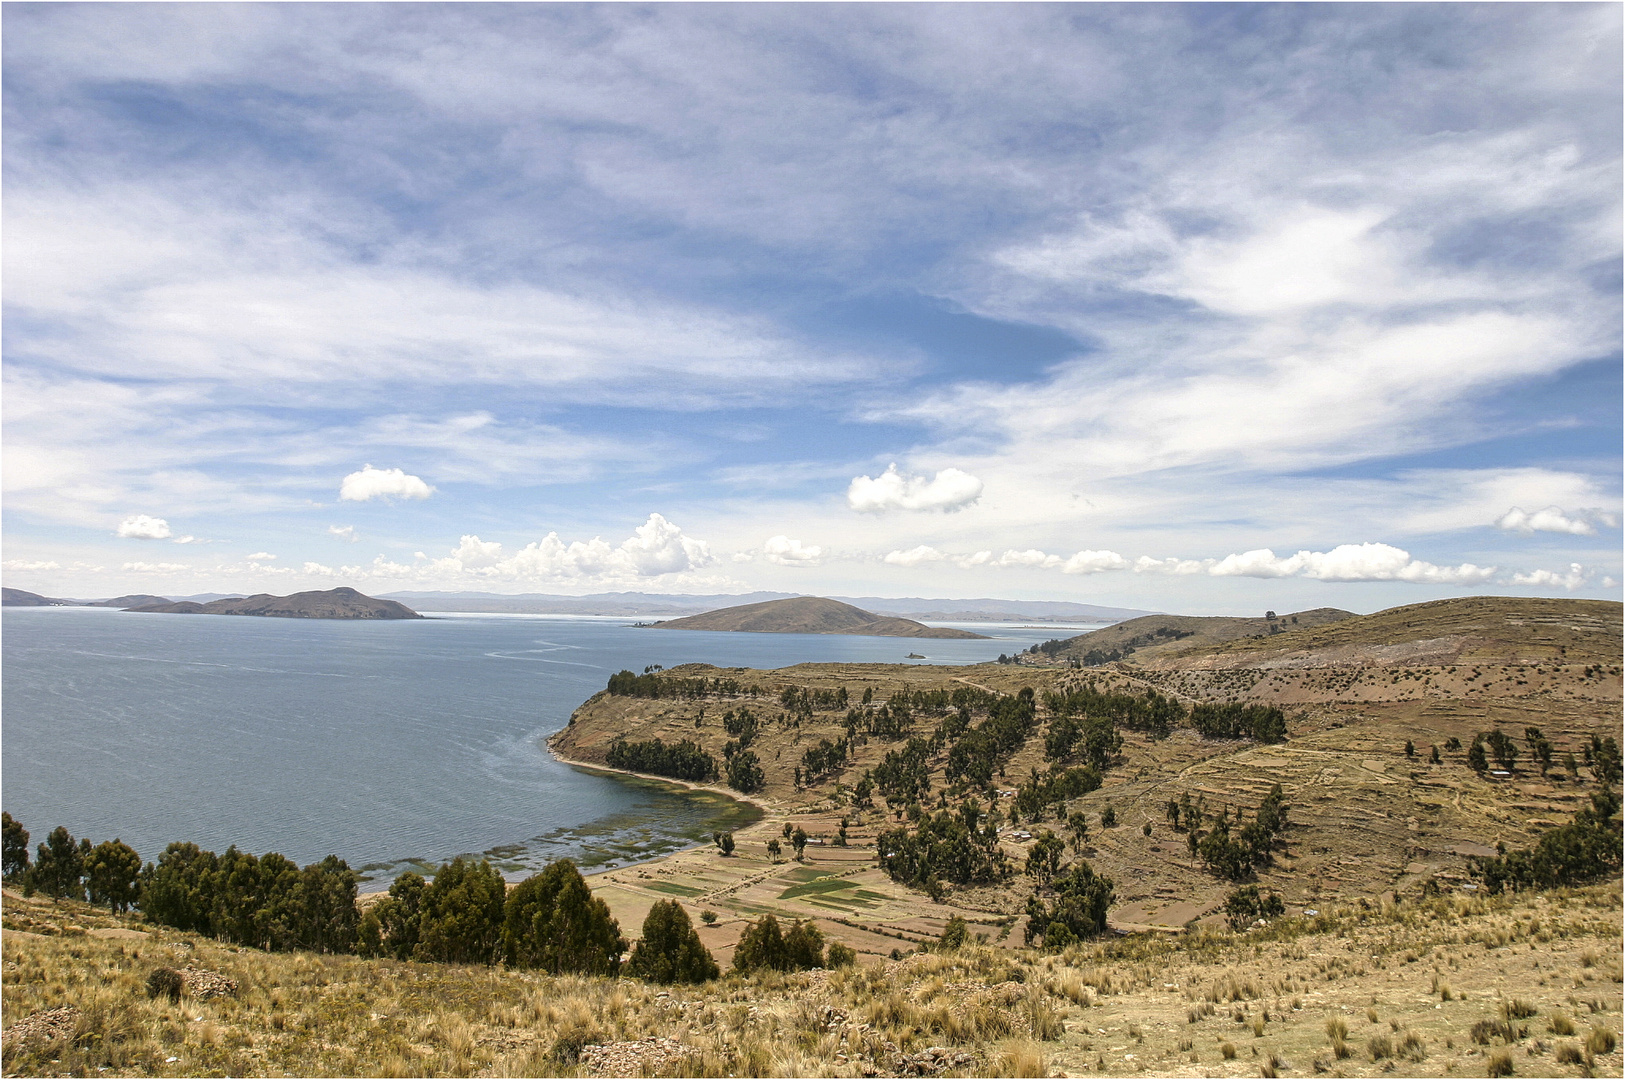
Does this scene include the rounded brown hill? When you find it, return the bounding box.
[648,596,987,639]
[126,587,422,620]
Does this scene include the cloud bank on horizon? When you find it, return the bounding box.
[2,5,1619,612]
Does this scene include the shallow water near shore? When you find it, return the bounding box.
[2,607,1076,881]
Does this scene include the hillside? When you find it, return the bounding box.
[1033,607,1355,666]
[4,884,1618,1078]
[126,587,422,620]
[559,595,1620,949]
[85,594,171,608]
[649,596,987,639]
[1,588,72,607]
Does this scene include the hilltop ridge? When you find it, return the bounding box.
[648,596,988,639]
[127,587,422,620]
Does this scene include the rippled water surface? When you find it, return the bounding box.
[2,607,1076,880]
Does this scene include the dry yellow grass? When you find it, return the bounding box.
[4,880,1620,1077]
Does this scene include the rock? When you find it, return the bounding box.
[180,967,239,999]
[577,1036,695,1077]
[1,1006,80,1053]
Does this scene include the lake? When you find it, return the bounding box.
[0,607,1089,882]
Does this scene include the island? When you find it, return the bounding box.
[125,586,422,620]
[644,595,988,639]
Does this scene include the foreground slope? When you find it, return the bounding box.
[650,596,988,639]
[3,884,1619,1077]
[127,587,422,620]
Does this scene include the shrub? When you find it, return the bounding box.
[502,859,625,975]
[1486,1049,1515,1077]
[1024,861,1114,947]
[1366,1034,1393,1061]
[938,915,969,952]
[1549,1013,1575,1036]
[1220,1042,1237,1060]
[1554,1043,1584,1065]
[1586,1028,1616,1056]
[731,913,824,973]
[700,909,718,925]
[146,967,184,1003]
[627,900,717,984]
[826,941,857,968]
[1503,999,1537,1020]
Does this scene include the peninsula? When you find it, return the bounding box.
[645,595,987,639]
[125,586,422,620]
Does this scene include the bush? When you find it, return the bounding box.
[417,856,506,964]
[1586,1028,1616,1056]
[938,915,969,951]
[1223,885,1284,930]
[627,900,717,984]
[146,967,184,1003]
[1474,785,1622,893]
[826,941,857,968]
[1,812,29,882]
[732,913,825,973]
[606,737,717,782]
[1024,861,1114,948]
[502,859,625,975]
[1486,1049,1515,1077]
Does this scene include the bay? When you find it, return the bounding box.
[1,607,1086,882]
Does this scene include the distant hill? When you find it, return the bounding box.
[1035,607,1356,665]
[1,588,73,607]
[1153,595,1623,669]
[127,587,422,620]
[831,596,1151,623]
[648,597,988,639]
[380,591,1148,622]
[83,594,172,608]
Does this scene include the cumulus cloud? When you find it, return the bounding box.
[1495,506,1604,536]
[116,514,171,539]
[762,535,823,566]
[882,545,945,567]
[426,514,714,583]
[994,549,1061,568]
[329,525,359,542]
[847,465,983,513]
[1134,555,1211,575]
[339,464,434,502]
[245,552,276,561]
[1208,543,1495,584]
[1512,563,1590,590]
[1061,549,1128,575]
[122,560,188,573]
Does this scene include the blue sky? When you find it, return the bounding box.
[4,3,1620,614]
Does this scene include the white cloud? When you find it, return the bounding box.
[995,549,1062,569]
[339,465,434,502]
[172,535,197,544]
[116,514,172,539]
[1208,543,1495,584]
[449,534,504,569]
[245,552,276,561]
[329,525,360,542]
[1495,506,1602,536]
[3,560,61,571]
[1134,555,1211,575]
[762,535,823,566]
[302,561,338,576]
[122,561,188,573]
[1512,563,1590,590]
[882,545,945,567]
[424,514,715,584]
[847,464,983,513]
[1061,549,1128,575]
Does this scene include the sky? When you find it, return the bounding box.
[3,3,1620,615]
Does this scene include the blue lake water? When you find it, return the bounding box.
[1,607,1087,882]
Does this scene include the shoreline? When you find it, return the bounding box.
[544,736,778,817]
[358,739,772,900]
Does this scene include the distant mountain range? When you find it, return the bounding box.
[380,590,1150,622]
[647,597,989,639]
